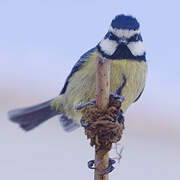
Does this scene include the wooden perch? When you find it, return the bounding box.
[80,56,124,180]
[95,56,110,180]
[96,56,110,110]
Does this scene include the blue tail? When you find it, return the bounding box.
[8,99,58,131]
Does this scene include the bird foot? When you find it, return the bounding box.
[76,100,96,110]
[88,158,116,176]
[117,114,124,124]
[76,93,124,111]
[80,118,88,128]
[110,93,125,103]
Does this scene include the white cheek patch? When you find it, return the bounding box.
[99,39,118,56]
[109,26,140,38]
[127,41,145,56]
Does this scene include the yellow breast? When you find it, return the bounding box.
[53,51,147,124]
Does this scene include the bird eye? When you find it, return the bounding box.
[108,33,119,41]
[109,33,113,39]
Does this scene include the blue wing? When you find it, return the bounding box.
[60,47,97,94]
[59,47,97,132]
[133,89,144,102]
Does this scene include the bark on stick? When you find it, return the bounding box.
[95,56,110,180]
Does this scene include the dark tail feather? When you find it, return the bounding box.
[8,99,58,131]
[59,115,79,132]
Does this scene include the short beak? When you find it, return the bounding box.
[118,37,128,45]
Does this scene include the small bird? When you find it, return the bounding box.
[8,14,147,132]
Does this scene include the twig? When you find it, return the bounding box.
[112,143,124,163]
[94,56,110,180]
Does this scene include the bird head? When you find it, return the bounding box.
[97,15,146,61]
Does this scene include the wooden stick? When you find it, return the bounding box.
[95,56,110,180]
[96,57,110,110]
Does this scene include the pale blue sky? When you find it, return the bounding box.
[1,0,180,123]
[0,1,180,179]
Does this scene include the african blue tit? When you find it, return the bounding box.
[8,14,147,132]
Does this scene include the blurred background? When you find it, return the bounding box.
[0,0,180,179]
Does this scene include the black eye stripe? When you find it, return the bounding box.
[128,34,143,42]
[104,32,119,41]
[109,32,119,41]
[105,32,143,43]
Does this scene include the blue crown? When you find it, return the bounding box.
[111,15,140,30]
